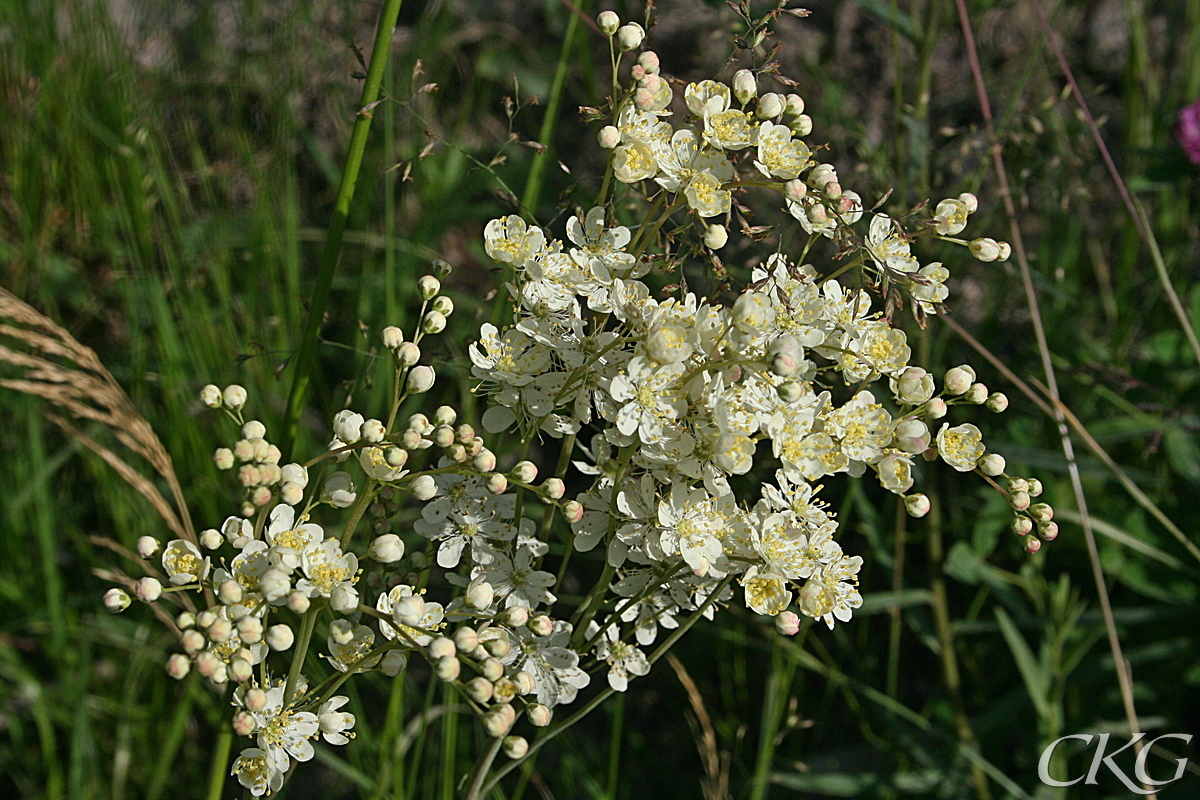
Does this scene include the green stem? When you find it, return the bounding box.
[285,608,320,705]
[463,735,504,800]
[520,3,587,219]
[205,724,234,800]
[282,0,406,459]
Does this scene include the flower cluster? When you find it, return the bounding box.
[101,12,1056,796]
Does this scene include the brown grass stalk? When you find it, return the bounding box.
[950,2,1154,795]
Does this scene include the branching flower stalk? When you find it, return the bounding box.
[99,8,1062,797]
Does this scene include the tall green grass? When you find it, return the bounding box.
[3,0,1200,798]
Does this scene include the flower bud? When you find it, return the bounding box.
[638,51,660,74]
[943,366,973,396]
[1037,521,1059,541]
[498,606,529,627]
[487,474,509,494]
[703,224,728,249]
[480,657,505,682]
[166,653,191,680]
[266,624,294,651]
[200,384,222,408]
[473,449,497,473]
[396,341,421,367]
[768,335,805,378]
[756,92,783,119]
[978,453,1006,476]
[381,326,404,348]
[513,670,536,695]
[1009,491,1031,512]
[1007,476,1029,493]
[963,383,988,404]
[996,242,1012,261]
[905,493,931,518]
[385,447,408,469]
[411,475,438,501]
[394,595,427,627]
[732,69,756,104]
[1012,517,1033,535]
[429,636,457,660]
[784,93,805,116]
[1023,535,1042,555]
[407,365,435,393]
[1028,503,1053,523]
[454,626,479,653]
[260,568,291,602]
[218,579,243,605]
[783,178,807,202]
[894,418,930,454]
[236,616,263,644]
[232,710,256,736]
[616,22,644,50]
[208,618,232,643]
[381,650,408,677]
[924,397,947,419]
[466,676,494,703]
[435,655,461,682]
[483,708,513,737]
[892,367,935,405]
[598,125,621,148]
[542,478,565,500]
[136,536,160,558]
[806,204,828,225]
[280,481,304,506]
[361,418,386,444]
[288,591,310,614]
[597,9,620,35]
[511,460,537,483]
[229,658,253,683]
[181,629,206,654]
[370,534,405,563]
[135,577,162,603]
[969,237,1001,262]
[431,296,454,316]
[222,384,247,411]
[503,736,529,759]
[527,615,554,637]
[104,587,131,613]
[484,637,511,658]
[986,392,1009,413]
[492,677,518,704]
[422,311,447,335]
[242,420,266,440]
[176,612,196,629]
[562,499,584,523]
[791,114,813,136]
[418,275,441,300]
[1026,478,1043,496]
[213,448,235,470]
[527,703,552,727]
[774,611,800,635]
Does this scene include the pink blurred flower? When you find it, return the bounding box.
[1180,99,1200,165]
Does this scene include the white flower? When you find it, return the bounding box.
[326,625,381,673]
[321,472,357,508]
[377,585,445,646]
[317,696,356,745]
[608,356,687,444]
[936,422,985,472]
[866,214,918,275]
[161,539,210,586]
[590,621,650,691]
[296,539,359,602]
[484,216,546,267]
[359,445,408,482]
[332,410,364,444]
[502,621,591,707]
[754,121,812,179]
[798,554,863,630]
[740,565,792,616]
[481,547,557,609]
[264,505,324,569]
[657,483,726,576]
[231,747,288,797]
[250,686,320,763]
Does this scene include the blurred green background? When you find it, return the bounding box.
[2,0,1200,798]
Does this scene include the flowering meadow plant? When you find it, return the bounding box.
[99,8,1062,797]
